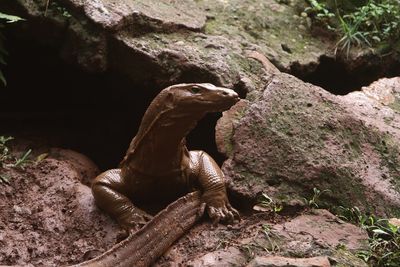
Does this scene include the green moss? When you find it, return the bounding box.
[374,133,400,190]
[199,0,330,70]
[384,116,394,125]
[332,248,368,267]
[224,130,234,157]
[389,98,400,113]
[237,169,264,185]
[230,74,400,216]
[318,168,367,208]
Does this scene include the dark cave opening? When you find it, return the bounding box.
[1,33,226,171]
[291,55,400,95]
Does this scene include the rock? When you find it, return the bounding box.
[156,208,367,266]
[110,32,247,88]
[187,247,247,267]
[0,150,119,266]
[217,73,400,217]
[68,0,207,31]
[216,100,249,157]
[360,77,400,105]
[1,0,332,89]
[342,77,400,141]
[48,148,100,185]
[389,217,400,227]
[246,256,330,267]
[273,209,368,253]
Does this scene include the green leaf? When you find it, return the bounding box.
[35,153,48,164]
[0,70,6,86]
[13,149,32,168]
[0,174,10,184]
[0,55,6,65]
[0,12,24,23]
[373,228,391,236]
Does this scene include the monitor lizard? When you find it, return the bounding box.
[73,83,240,266]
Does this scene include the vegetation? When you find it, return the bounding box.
[298,187,399,266]
[13,149,32,169]
[304,0,400,57]
[0,136,34,184]
[260,223,280,253]
[337,206,400,266]
[0,12,24,86]
[0,135,13,167]
[253,193,283,213]
[303,187,331,208]
[45,1,72,18]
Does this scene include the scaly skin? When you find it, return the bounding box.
[76,83,240,266]
[0,84,239,267]
[92,83,240,228]
[73,191,204,267]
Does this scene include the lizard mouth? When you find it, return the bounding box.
[213,97,240,111]
[188,95,240,112]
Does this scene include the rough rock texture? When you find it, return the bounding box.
[186,247,247,267]
[156,209,368,266]
[246,256,331,267]
[47,148,100,186]
[0,149,119,266]
[217,73,400,217]
[68,0,207,32]
[1,0,400,266]
[342,77,400,141]
[272,209,368,253]
[1,0,334,90]
[0,146,368,267]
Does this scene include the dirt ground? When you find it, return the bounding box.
[0,148,120,266]
[0,147,278,266]
[0,148,368,267]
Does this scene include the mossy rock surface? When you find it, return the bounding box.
[2,0,334,90]
[218,73,400,217]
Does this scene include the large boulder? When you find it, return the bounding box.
[217,73,400,217]
[1,0,333,89]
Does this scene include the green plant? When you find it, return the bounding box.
[253,193,283,213]
[0,174,10,184]
[304,0,335,27]
[0,12,24,86]
[303,187,331,208]
[0,135,33,170]
[240,244,256,260]
[334,14,370,57]
[12,149,32,169]
[304,0,400,56]
[0,136,13,166]
[337,206,400,266]
[45,0,72,18]
[260,224,280,252]
[34,153,48,165]
[344,1,400,45]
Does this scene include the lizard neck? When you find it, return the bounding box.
[121,105,205,176]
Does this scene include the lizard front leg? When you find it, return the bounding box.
[91,169,153,230]
[189,151,240,224]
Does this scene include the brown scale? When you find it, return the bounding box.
[72,83,240,267]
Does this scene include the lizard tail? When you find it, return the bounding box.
[72,191,204,267]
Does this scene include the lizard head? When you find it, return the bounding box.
[165,83,240,112]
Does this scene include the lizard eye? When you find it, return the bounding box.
[190,87,200,94]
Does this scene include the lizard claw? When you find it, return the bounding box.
[206,200,240,225]
[227,203,241,221]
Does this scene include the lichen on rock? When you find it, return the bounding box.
[218,73,400,217]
